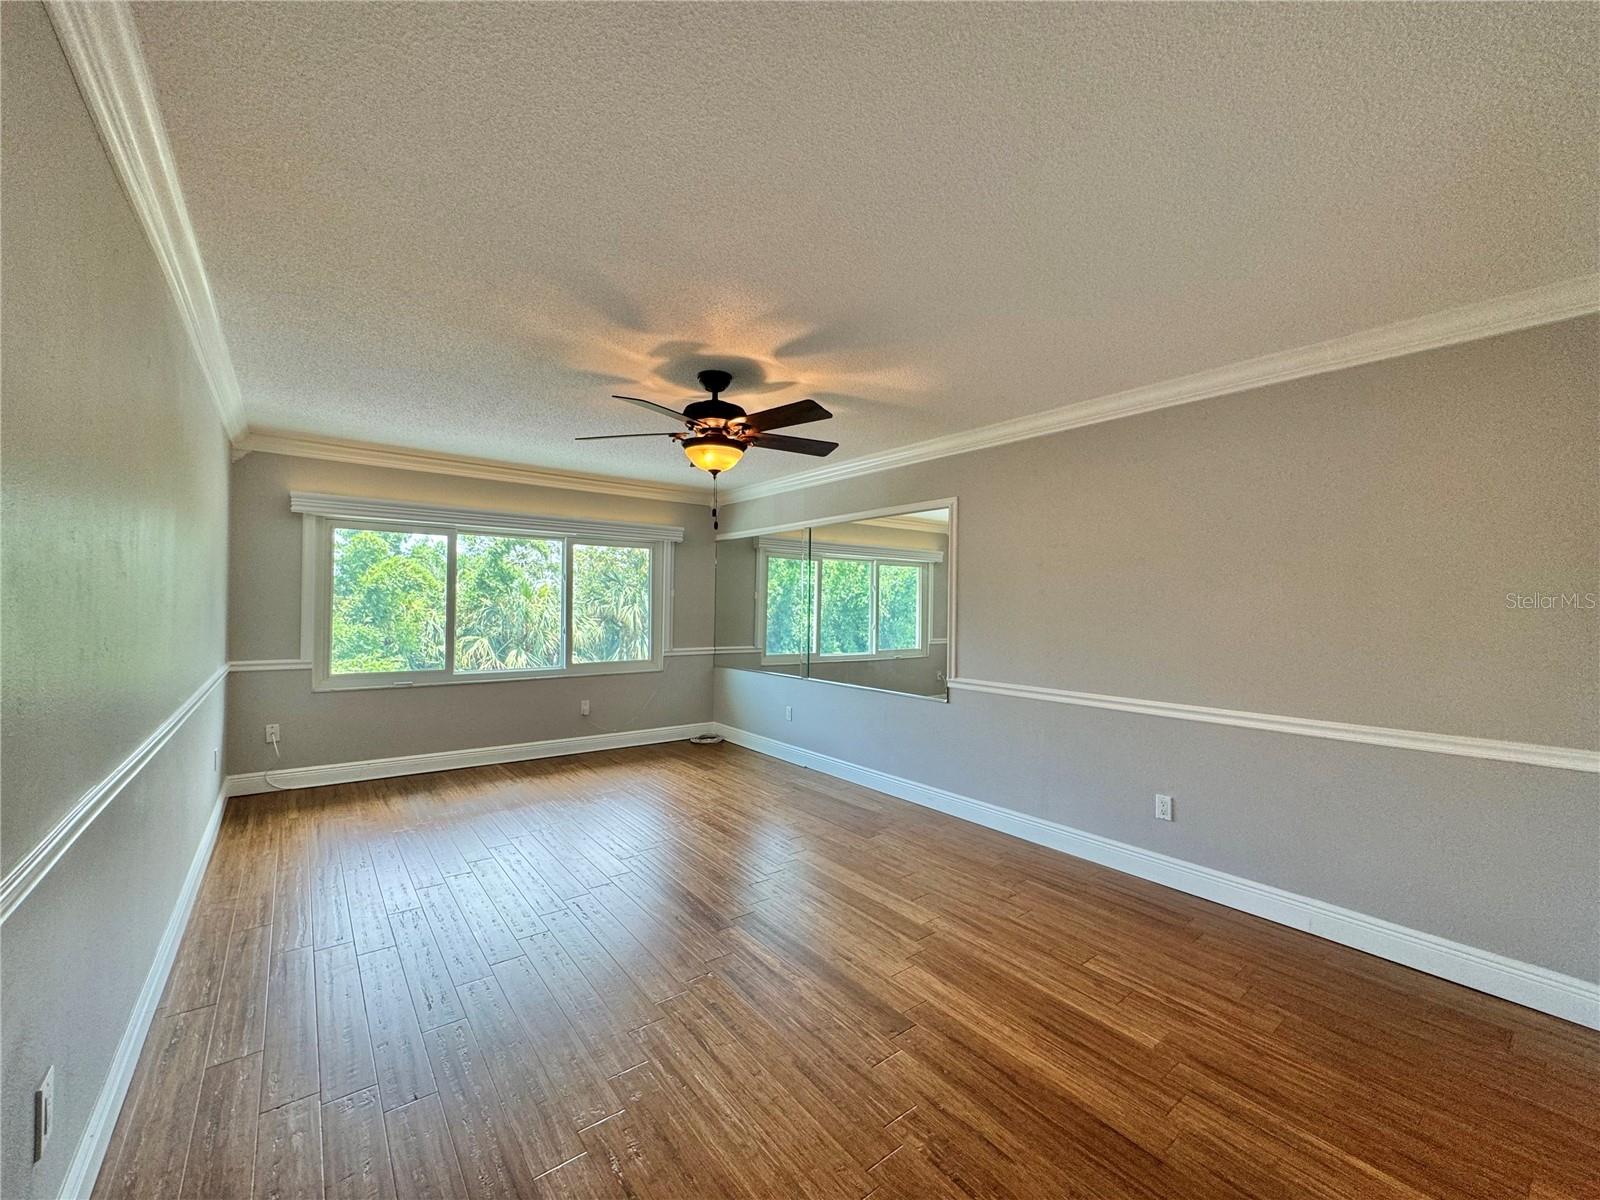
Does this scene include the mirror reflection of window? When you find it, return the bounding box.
[713,505,950,700]
[764,553,812,658]
[818,558,872,656]
[878,563,922,652]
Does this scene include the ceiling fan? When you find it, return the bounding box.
[576,369,838,477]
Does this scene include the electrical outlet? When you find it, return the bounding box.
[34,1067,52,1162]
[580,699,590,717]
[265,724,280,745]
[212,747,220,771]
[1155,793,1174,821]
[784,705,793,722]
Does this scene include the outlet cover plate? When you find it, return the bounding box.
[34,1066,53,1162]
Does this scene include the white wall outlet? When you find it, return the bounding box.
[34,1066,53,1162]
[265,723,281,745]
[1155,793,1174,821]
[580,699,590,717]
[784,705,793,722]
[212,747,220,771]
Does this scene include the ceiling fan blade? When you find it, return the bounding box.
[750,432,838,457]
[741,398,832,432]
[613,394,686,421]
[574,432,679,441]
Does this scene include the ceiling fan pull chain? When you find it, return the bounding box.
[712,474,719,532]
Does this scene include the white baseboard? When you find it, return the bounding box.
[713,723,1600,1030]
[59,786,228,1200]
[226,723,715,796]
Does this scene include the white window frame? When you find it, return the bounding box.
[867,559,929,658]
[756,537,936,666]
[291,493,680,692]
[756,547,815,666]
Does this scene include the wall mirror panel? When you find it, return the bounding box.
[713,504,951,700]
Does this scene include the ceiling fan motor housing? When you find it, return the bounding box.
[683,397,746,425]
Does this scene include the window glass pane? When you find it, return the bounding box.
[572,544,652,663]
[330,527,448,673]
[455,534,563,672]
[818,558,871,655]
[877,563,921,651]
[764,556,812,656]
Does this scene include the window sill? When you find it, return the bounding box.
[312,659,663,692]
[758,649,931,666]
[823,650,930,662]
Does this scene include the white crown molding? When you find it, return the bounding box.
[714,723,1600,1029]
[240,431,711,507]
[948,676,1600,773]
[0,663,228,924]
[226,722,713,795]
[721,275,1600,504]
[288,491,686,543]
[237,284,1595,512]
[59,785,227,1200]
[46,1,246,440]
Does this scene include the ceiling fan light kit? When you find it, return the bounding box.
[577,368,840,477]
[682,432,745,474]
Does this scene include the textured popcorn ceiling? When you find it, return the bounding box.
[130,1,1597,488]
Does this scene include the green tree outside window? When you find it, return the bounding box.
[877,562,920,651]
[455,534,563,671]
[818,558,871,655]
[765,555,813,656]
[572,544,651,663]
[330,528,448,672]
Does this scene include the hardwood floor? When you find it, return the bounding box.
[93,742,1599,1199]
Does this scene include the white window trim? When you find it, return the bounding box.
[756,536,943,564]
[756,541,932,666]
[290,492,685,543]
[295,495,672,692]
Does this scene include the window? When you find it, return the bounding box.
[764,554,813,658]
[295,494,680,690]
[876,562,921,652]
[818,558,872,656]
[331,528,449,673]
[572,543,651,664]
[454,534,563,672]
[758,538,931,663]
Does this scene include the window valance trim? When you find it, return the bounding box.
[757,535,944,564]
[289,492,685,543]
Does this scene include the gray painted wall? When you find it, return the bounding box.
[1,5,231,1195]
[226,451,718,773]
[716,316,1600,981]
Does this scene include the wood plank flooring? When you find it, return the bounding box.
[93,742,1599,1199]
